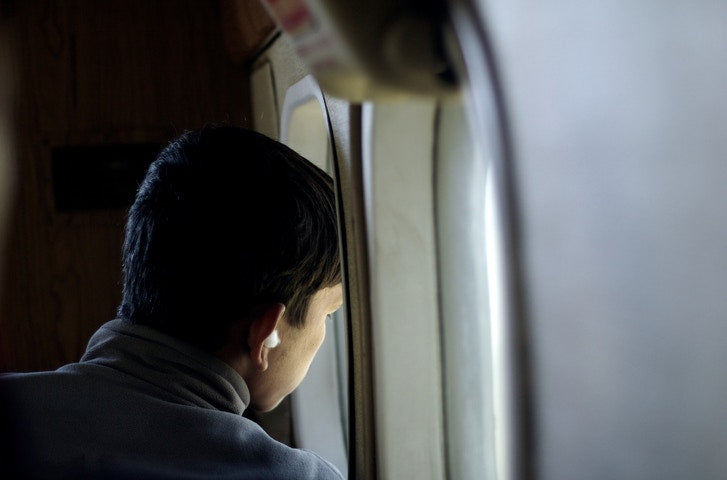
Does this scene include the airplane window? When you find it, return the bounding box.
[280,75,349,477]
[331,308,350,452]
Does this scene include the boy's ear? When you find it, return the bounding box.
[248,303,286,372]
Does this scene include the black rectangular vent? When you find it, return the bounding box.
[52,143,163,212]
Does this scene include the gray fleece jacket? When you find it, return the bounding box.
[0,319,343,479]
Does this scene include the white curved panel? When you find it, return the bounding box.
[477,1,727,478]
[436,100,497,480]
[280,76,330,171]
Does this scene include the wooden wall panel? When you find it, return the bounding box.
[0,0,270,372]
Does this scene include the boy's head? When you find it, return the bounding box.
[118,125,341,357]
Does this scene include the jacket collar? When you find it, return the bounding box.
[81,319,250,415]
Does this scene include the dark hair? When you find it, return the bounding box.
[118,126,341,351]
